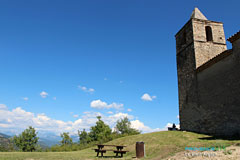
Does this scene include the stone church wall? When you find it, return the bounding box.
[197,50,240,136]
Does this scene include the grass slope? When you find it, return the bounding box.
[1,131,240,160]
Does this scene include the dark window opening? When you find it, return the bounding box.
[205,26,213,42]
[182,31,186,44]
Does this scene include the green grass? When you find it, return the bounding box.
[1,131,240,160]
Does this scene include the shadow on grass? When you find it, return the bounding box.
[95,156,126,159]
[198,135,240,141]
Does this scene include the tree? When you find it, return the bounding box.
[89,116,112,143]
[12,126,39,152]
[115,117,140,135]
[78,129,91,144]
[60,132,73,146]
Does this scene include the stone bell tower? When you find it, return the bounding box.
[175,8,227,131]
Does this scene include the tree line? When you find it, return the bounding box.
[8,116,140,152]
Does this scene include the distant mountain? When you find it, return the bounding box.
[37,132,61,147]
[71,135,79,143]
[37,132,79,146]
[0,133,12,151]
[0,133,11,139]
[37,135,79,147]
[38,137,59,147]
[0,132,60,149]
[0,132,79,149]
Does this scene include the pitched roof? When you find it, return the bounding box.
[227,31,240,43]
[196,49,233,73]
[191,8,208,20]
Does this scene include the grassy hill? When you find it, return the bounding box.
[0,131,240,160]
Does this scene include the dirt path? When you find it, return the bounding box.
[163,145,240,160]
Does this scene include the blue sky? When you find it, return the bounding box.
[0,0,239,136]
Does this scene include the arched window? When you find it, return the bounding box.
[205,26,213,42]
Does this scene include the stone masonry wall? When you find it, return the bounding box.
[197,50,240,136]
[192,19,227,68]
[176,20,200,132]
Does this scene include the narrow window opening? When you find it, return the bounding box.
[186,94,188,103]
[182,31,186,45]
[205,26,213,42]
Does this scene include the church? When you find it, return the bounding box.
[176,8,240,136]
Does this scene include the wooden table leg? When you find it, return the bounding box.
[97,151,99,157]
[116,147,119,157]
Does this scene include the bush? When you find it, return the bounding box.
[12,126,39,152]
[89,116,112,143]
[115,117,140,136]
[78,129,91,144]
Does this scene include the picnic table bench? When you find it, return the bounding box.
[93,144,129,158]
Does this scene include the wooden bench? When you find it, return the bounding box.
[93,144,129,157]
[114,150,129,157]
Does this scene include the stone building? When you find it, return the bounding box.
[176,8,240,136]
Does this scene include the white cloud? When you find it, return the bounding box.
[91,100,107,109]
[23,97,29,101]
[73,114,79,118]
[53,97,57,100]
[88,88,95,92]
[80,86,87,91]
[152,96,157,99]
[177,115,180,119]
[141,93,156,101]
[0,104,163,135]
[131,120,161,133]
[141,94,152,101]
[78,85,95,93]
[107,111,113,114]
[0,104,7,110]
[0,106,85,135]
[90,100,124,110]
[108,103,124,110]
[127,109,132,112]
[40,91,48,98]
[109,112,134,120]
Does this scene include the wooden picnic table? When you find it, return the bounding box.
[94,144,128,157]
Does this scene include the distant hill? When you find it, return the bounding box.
[38,138,59,147]
[0,132,60,150]
[37,133,79,147]
[71,134,79,143]
[37,133,61,148]
[0,133,12,151]
[0,132,79,148]
[0,133,11,139]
